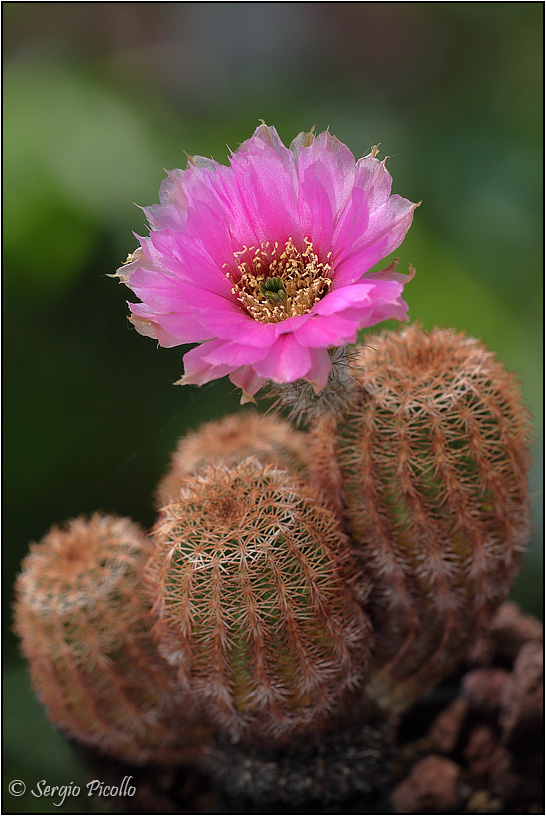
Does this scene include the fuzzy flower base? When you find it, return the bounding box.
[115,125,418,401]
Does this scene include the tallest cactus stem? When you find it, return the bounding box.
[312,324,532,712]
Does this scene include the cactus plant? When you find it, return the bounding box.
[312,324,532,712]
[156,409,314,506]
[14,514,210,765]
[147,458,372,743]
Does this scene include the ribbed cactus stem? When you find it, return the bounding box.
[156,409,314,506]
[14,514,210,765]
[147,458,372,743]
[312,325,532,712]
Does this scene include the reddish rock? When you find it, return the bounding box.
[491,603,543,663]
[489,746,521,802]
[468,602,543,666]
[500,641,543,748]
[427,697,468,754]
[391,755,461,814]
[489,744,544,805]
[461,667,510,715]
[464,724,497,783]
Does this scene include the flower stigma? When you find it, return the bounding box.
[226,237,333,323]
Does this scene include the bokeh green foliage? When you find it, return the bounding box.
[4,3,542,812]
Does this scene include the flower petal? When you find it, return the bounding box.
[292,313,359,348]
[200,340,270,367]
[228,133,300,246]
[228,367,267,401]
[364,258,416,285]
[177,310,278,346]
[306,347,333,391]
[332,190,418,286]
[178,340,239,385]
[252,334,312,383]
[128,303,213,346]
[313,280,410,329]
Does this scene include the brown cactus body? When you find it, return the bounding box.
[147,458,372,743]
[14,514,210,765]
[156,410,314,506]
[313,325,532,712]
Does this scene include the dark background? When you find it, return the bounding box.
[3,3,543,812]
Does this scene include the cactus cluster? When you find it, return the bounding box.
[13,324,533,809]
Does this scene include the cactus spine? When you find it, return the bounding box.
[14,514,210,765]
[147,458,372,742]
[312,324,532,711]
[156,409,314,506]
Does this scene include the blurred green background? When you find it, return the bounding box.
[3,3,543,812]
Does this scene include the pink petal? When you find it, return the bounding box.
[312,282,377,315]
[252,334,312,383]
[125,267,207,313]
[167,283,238,313]
[228,367,267,400]
[306,347,333,391]
[200,340,270,367]
[332,191,418,284]
[365,258,416,285]
[144,169,190,230]
[128,303,213,345]
[229,140,301,246]
[235,124,297,175]
[203,315,279,345]
[353,156,393,211]
[315,130,357,186]
[313,280,409,330]
[297,171,335,257]
[292,313,359,348]
[179,340,238,385]
[294,134,358,257]
[274,313,312,336]
[146,231,234,296]
[339,300,409,327]
[333,280,410,327]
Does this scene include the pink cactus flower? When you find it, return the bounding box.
[116,125,418,401]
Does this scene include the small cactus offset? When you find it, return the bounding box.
[312,324,532,712]
[156,409,314,506]
[147,458,372,743]
[13,514,210,765]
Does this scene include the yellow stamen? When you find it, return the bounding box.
[227,237,333,323]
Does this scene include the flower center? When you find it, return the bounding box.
[226,237,333,323]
